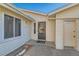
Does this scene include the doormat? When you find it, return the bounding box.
[37,41,46,43]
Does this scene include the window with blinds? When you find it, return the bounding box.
[4,14,21,39]
[15,18,21,37]
[4,15,14,39]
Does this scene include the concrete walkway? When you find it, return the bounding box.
[23,40,79,56]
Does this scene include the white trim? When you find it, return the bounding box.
[3,13,22,39]
[48,3,78,16]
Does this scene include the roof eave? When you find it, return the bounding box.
[0,3,35,21]
[48,3,78,16]
[18,8,47,16]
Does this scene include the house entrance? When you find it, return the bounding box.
[38,22,46,41]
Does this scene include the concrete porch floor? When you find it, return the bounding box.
[23,40,79,56]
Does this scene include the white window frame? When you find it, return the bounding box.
[4,13,21,39]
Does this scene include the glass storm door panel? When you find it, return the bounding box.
[38,22,46,40]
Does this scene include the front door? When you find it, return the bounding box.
[64,20,76,48]
[38,22,46,41]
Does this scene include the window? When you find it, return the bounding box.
[15,18,21,36]
[4,14,21,39]
[34,23,36,34]
[4,15,14,39]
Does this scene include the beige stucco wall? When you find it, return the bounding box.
[48,19,55,42]
[56,4,79,18]
[23,11,55,42]
[54,4,79,49]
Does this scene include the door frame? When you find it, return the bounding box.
[72,20,77,48]
[63,20,77,48]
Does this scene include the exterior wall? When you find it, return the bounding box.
[55,4,79,50]
[48,19,55,42]
[56,4,79,18]
[23,11,55,42]
[0,6,32,55]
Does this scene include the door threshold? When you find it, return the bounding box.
[37,40,46,44]
[38,39,46,41]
